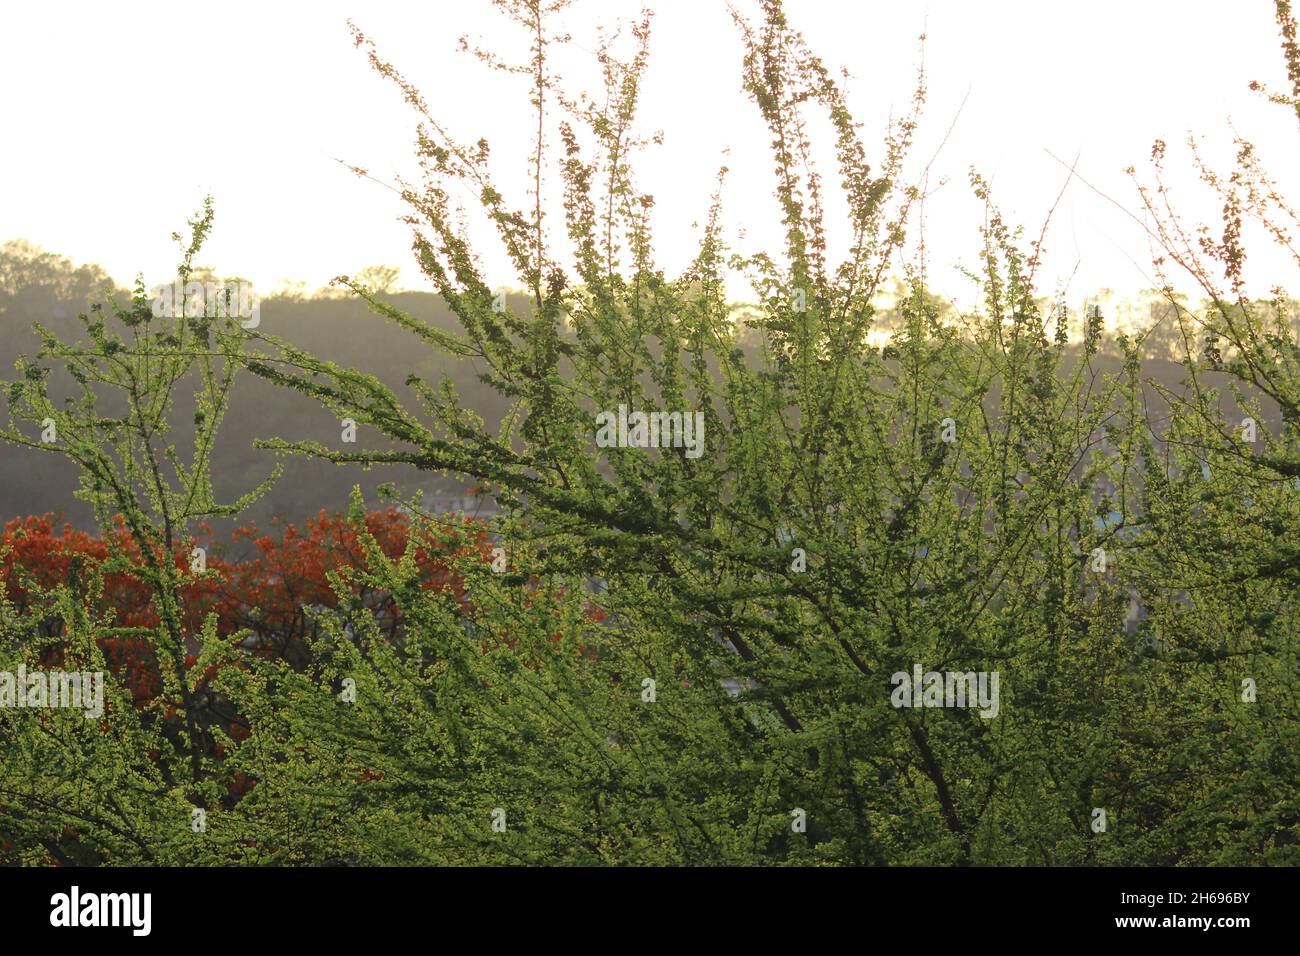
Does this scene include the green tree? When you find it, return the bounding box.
[244,0,1265,864]
[0,204,292,863]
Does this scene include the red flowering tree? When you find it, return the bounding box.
[0,506,486,707]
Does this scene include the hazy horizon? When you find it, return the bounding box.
[3,0,1297,310]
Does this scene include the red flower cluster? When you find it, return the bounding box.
[0,509,489,707]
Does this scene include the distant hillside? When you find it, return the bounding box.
[0,245,516,534]
[0,241,1278,539]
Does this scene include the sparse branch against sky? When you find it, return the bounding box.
[0,0,1292,306]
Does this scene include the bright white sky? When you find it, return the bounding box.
[2,0,1297,314]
